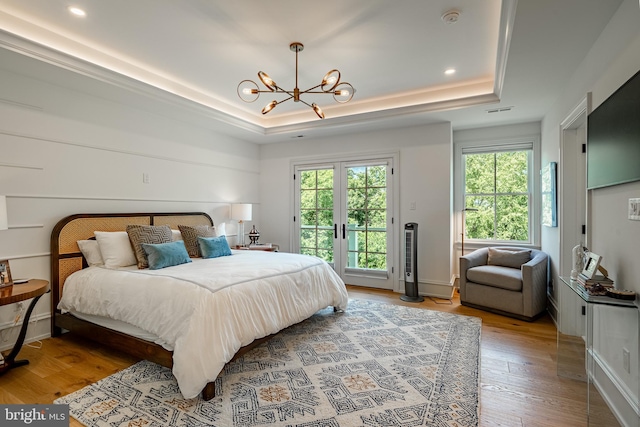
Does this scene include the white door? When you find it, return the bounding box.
[294,158,395,289]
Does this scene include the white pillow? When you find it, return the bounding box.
[77,240,104,267]
[171,229,183,241]
[215,223,226,236]
[94,231,137,268]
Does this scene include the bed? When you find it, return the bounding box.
[50,212,348,400]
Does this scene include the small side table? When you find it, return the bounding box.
[0,279,49,375]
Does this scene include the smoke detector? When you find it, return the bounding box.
[441,9,461,24]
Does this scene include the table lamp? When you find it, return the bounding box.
[231,203,252,246]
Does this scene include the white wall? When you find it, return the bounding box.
[259,122,454,297]
[0,65,261,350]
[540,0,640,423]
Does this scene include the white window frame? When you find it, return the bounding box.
[454,136,541,250]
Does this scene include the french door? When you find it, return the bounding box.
[293,158,395,289]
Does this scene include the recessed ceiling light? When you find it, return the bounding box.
[68,6,86,17]
[445,68,456,75]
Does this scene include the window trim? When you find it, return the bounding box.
[454,135,541,249]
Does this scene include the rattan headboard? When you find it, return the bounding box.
[50,212,213,330]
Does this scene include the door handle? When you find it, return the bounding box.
[342,224,346,239]
[334,223,337,239]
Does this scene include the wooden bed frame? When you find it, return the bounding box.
[50,212,271,400]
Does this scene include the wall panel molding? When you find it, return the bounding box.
[8,224,44,230]
[7,193,243,205]
[0,96,43,111]
[0,252,50,261]
[0,161,43,170]
[0,129,259,175]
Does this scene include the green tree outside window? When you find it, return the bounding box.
[464,151,530,241]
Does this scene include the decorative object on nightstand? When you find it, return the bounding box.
[0,196,12,288]
[231,203,252,247]
[0,279,50,375]
[0,259,12,288]
[248,225,260,245]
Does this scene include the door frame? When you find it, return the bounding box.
[556,94,590,331]
[290,150,400,290]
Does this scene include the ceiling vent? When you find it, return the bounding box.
[441,9,461,24]
[486,106,514,113]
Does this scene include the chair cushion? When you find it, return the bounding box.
[467,265,523,291]
[487,247,531,268]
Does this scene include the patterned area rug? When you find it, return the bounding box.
[55,299,481,426]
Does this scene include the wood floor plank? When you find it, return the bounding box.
[0,286,600,427]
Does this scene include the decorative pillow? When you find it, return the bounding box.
[487,248,531,269]
[215,222,226,237]
[142,241,192,270]
[179,225,216,257]
[171,229,183,241]
[77,239,104,267]
[126,225,172,269]
[198,236,232,259]
[94,231,137,269]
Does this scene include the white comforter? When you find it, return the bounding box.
[58,250,348,398]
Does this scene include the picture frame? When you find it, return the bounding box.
[580,252,602,280]
[541,161,557,227]
[629,198,640,221]
[0,259,12,288]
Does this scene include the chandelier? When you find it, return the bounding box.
[237,42,355,119]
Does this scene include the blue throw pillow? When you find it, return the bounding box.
[142,240,192,270]
[198,236,232,259]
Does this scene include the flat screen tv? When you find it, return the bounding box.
[587,69,640,189]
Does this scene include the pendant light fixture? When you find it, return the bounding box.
[237,42,355,119]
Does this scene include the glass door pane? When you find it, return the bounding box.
[345,165,387,271]
[298,168,335,265]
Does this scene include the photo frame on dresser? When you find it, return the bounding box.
[580,252,602,280]
[0,259,12,288]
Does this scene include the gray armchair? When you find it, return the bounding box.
[460,247,548,321]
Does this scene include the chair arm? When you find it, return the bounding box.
[459,248,489,299]
[461,247,489,270]
[521,251,549,317]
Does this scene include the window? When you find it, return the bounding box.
[464,150,530,241]
[457,137,538,245]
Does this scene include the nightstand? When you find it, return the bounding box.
[0,279,49,375]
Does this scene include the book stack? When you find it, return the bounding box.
[577,273,614,288]
[249,243,272,249]
[577,274,614,295]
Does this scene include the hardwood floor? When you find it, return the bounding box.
[0,286,591,426]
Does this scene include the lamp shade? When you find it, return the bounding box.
[0,196,7,231]
[231,203,252,221]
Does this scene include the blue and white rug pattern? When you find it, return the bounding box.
[55,299,481,426]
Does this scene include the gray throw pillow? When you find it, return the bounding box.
[126,225,173,269]
[487,248,531,269]
[178,224,216,257]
